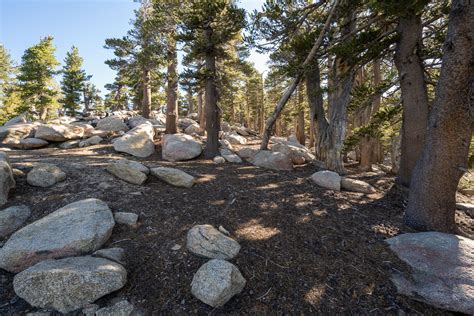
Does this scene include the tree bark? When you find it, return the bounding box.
[296,84,305,145]
[203,25,220,158]
[197,90,205,129]
[394,12,429,187]
[359,60,382,171]
[166,31,178,134]
[186,88,194,114]
[405,0,474,232]
[141,69,152,119]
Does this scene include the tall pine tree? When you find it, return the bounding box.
[17,36,60,120]
[61,46,88,115]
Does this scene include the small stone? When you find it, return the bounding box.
[98,182,113,190]
[340,177,376,193]
[96,300,135,316]
[59,139,81,149]
[27,164,66,188]
[191,259,246,307]
[171,244,181,251]
[187,224,240,260]
[213,156,225,164]
[114,159,149,175]
[79,135,103,147]
[114,212,138,226]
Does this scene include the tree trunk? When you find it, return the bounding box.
[391,133,401,174]
[359,60,382,171]
[141,69,152,119]
[203,26,220,158]
[187,88,194,114]
[296,84,305,145]
[306,62,328,161]
[394,12,429,187]
[166,31,178,134]
[197,90,205,129]
[83,89,90,111]
[405,0,474,232]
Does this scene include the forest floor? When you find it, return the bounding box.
[0,142,473,315]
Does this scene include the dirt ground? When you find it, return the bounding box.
[0,143,472,315]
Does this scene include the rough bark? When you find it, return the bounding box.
[165,31,178,134]
[203,26,220,158]
[395,13,429,187]
[405,0,474,232]
[359,60,382,171]
[296,85,305,145]
[197,90,205,129]
[141,69,152,119]
[186,88,194,114]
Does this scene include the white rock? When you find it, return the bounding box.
[387,232,474,314]
[0,123,36,144]
[113,123,155,158]
[219,139,234,150]
[114,212,138,226]
[150,167,195,188]
[223,132,247,145]
[340,177,376,193]
[59,139,81,149]
[251,150,293,171]
[187,224,240,259]
[4,114,27,127]
[271,142,314,165]
[311,170,341,191]
[0,198,115,273]
[96,116,129,132]
[106,162,147,185]
[223,153,242,163]
[34,124,84,142]
[114,159,149,175]
[13,256,127,314]
[178,118,197,130]
[0,205,31,238]
[27,163,66,188]
[213,156,225,164]
[161,133,202,161]
[237,147,259,160]
[191,259,246,307]
[185,123,202,135]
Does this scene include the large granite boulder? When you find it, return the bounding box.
[150,167,195,188]
[113,123,155,158]
[35,124,84,142]
[387,232,474,314]
[271,141,314,165]
[251,150,293,171]
[187,224,240,259]
[223,132,247,145]
[161,133,202,161]
[27,163,66,188]
[13,256,127,314]
[0,198,115,273]
[0,123,36,144]
[96,116,128,132]
[311,170,341,191]
[191,259,246,307]
[113,159,149,175]
[0,205,31,238]
[0,152,15,206]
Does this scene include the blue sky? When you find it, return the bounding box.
[0,0,268,95]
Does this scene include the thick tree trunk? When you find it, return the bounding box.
[141,69,152,119]
[203,26,220,158]
[405,0,474,232]
[394,13,429,187]
[166,32,178,134]
[359,60,382,171]
[83,90,90,111]
[306,62,328,161]
[296,85,305,145]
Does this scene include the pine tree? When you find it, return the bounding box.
[17,36,60,120]
[180,0,246,158]
[0,44,22,124]
[61,46,88,116]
